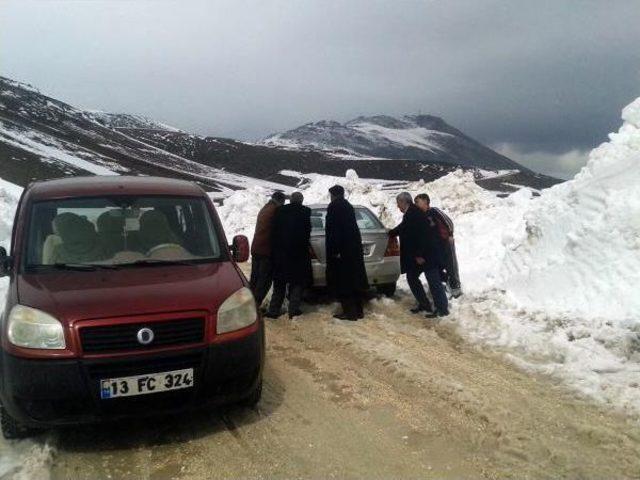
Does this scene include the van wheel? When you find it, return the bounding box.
[241,380,263,408]
[1,404,32,440]
[376,283,397,298]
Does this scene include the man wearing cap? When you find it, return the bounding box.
[250,191,286,308]
[325,185,369,320]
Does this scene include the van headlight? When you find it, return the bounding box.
[7,305,66,349]
[216,287,257,334]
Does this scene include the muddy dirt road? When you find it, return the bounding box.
[3,295,640,480]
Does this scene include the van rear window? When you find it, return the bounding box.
[24,195,222,268]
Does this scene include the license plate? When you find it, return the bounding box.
[100,368,194,399]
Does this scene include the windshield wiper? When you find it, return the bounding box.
[128,259,195,266]
[53,263,121,270]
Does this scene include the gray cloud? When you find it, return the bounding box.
[1,0,639,177]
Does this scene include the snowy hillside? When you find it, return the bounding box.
[262,114,524,171]
[0,76,292,194]
[220,97,640,414]
[85,111,183,132]
[0,76,559,192]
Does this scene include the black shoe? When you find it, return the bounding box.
[437,310,450,317]
[425,312,438,319]
[410,305,431,314]
[264,311,281,319]
[333,314,358,321]
[289,310,303,319]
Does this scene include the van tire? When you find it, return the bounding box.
[241,379,263,408]
[1,404,32,440]
[376,283,397,298]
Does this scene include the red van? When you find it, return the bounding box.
[0,176,262,438]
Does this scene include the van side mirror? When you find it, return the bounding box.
[0,246,10,277]
[231,235,250,263]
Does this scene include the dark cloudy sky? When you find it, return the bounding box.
[2,1,639,178]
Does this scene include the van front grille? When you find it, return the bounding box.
[80,317,205,353]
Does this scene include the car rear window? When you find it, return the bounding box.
[24,195,222,268]
[311,207,383,231]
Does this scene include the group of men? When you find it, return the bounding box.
[248,184,461,321]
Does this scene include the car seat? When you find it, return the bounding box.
[97,211,125,258]
[50,213,104,264]
[138,210,189,259]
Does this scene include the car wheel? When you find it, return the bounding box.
[241,379,263,408]
[376,283,397,298]
[1,403,33,440]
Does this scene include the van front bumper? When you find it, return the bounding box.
[0,327,264,427]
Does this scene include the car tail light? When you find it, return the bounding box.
[384,236,400,257]
[309,245,318,260]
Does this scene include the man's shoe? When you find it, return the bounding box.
[410,305,431,314]
[333,314,358,321]
[437,310,450,317]
[451,288,463,298]
[264,311,281,319]
[289,310,303,319]
[425,312,438,319]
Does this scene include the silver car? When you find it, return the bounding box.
[308,204,401,296]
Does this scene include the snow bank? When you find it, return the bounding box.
[453,98,640,413]
[0,178,21,313]
[217,168,495,240]
[0,180,51,480]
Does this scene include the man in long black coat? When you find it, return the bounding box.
[325,185,369,320]
[266,192,312,319]
[389,192,448,317]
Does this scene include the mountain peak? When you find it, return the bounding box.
[262,113,525,171]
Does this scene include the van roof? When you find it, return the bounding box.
[25,175,206,200]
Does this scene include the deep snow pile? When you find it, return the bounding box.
[218,98,640,413]
[0,179,21,314]
[454,98,640,412]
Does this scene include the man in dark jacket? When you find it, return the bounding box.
[266,192,312,319]
[389,192,448,317]
[250,191,285,308]
[415,193,462,298]
[325,185,369,320]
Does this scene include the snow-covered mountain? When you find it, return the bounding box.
[0,76,294,194]
[262,114,522,171]
[0,76,559,192]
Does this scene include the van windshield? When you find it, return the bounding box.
[24,195,223,269]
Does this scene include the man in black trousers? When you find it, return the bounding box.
[325,185,369,321]
[266,192,313,319]
[389,192,449,318]
[415,193,462,298]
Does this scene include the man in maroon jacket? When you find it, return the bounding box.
[250,191,286,307]
[415,193,462,298]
